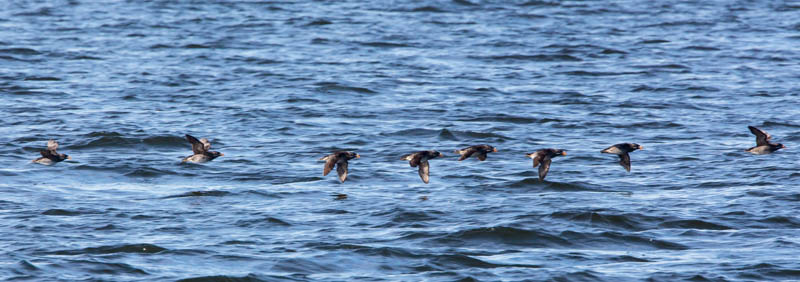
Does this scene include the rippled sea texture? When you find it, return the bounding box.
[2,1,799,281]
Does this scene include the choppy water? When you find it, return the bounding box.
[2,0,799,281]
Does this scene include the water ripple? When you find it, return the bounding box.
[1,0,797,280]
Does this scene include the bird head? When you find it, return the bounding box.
[348,151,360,159]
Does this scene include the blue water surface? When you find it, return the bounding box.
[1,1,799,281]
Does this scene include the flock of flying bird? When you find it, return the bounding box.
[32,126,786,183]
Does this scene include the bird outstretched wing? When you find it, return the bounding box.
[336,161,349,182]
[538,158,552,181]
[418,160,430,184]
[186,134,207,154]
[458,147,477,161]
[619,153,631,172]
[46,140,58,150]
[748,126,771,146]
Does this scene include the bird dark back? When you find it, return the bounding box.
[621,143,638,152]
[335,151,355,160]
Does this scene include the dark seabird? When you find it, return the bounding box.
[525,148,567,181]
[601,143,643,172]
[32,139,70,165]
[319,151,360,182]
[454,144,497,161]
[746,126,785,155]
[401,150,444,184]
[182,134,224,163]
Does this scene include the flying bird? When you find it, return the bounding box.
[746,126,785,154]
[32,139,71,165]
[401,150,444,184]
[601,143,643,172]
[454,144,497,161]
[183,134,224,163]
[526,148,567,181]
[320,151,360,182]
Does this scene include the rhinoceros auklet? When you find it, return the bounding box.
[454,144,497,161]
[526,148,567,181]
[401,150,444,184]
[32,139,71,165]
[320,151,360,182]
[601,143,643,172]
[746,126,785,155]
[182,134,224,163]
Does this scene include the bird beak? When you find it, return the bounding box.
[562,151,567,156]
[67,156,72,160]
[220,153,225,156]
[493,148,498,152]
[355,154,361,158]
[639,146,644,150]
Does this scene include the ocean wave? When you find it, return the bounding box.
[50,243,167,255]
[409,6,446,13]
[456,114,561,124]
[381,128,509,141]
[658,219,733,230]
[357,41,412,48]
[163,190,232,199]
[519,0,560,6]
[558,70,649,76]
[41,208,104,216]
[550,270,603,281]
[754,216,800,228]
[429,253,541,269]
[561,230,689,250]
[234,216,291,227]
[469,54,582,62]
[0,47,41,55]
[734,263,800,280]
[271,257,340,273]
[549,211,655,230]
[71,132,137,149]
[431,226,571,248]
[311,243,418,258]
[23,76,61,81]
[62,259,149,276]
[314,82,376,94]
[177,274,276,282]
[125,167,178,177]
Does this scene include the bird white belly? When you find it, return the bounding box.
[34,158,54,165]
[746,146,770,155]
[185,154,209,163]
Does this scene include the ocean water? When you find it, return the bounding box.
[1,0,799,281]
